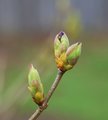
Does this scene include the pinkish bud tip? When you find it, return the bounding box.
[29,64,33,69]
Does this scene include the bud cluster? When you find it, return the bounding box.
[54,31,82,71]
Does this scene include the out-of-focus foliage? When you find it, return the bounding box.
[55,0,83,39]
[0,33,108,120]
[0,0,108,120]
[63,12,82,39]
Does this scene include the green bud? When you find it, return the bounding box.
[54,31,69,57]
[54,31,82,71]
[28,64,44,105]
[28,64,40,84]
[66,42,82,66]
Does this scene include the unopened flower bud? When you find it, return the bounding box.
[66,42,82,66]
[54,31,82,71]
[28,64,44,105]
[54,31,69,57]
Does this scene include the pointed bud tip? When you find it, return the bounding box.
[74,42,82,46]
[29,64,33,69]
[77,42,82,46]
[29,64,38,72]
[28,63,41,86]
[73,42,82,52]
[58,31,65,36]
[77,42,82,53]
[54,31,65,41]
[74,42,82,57]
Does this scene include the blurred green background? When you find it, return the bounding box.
[0,0,108,120]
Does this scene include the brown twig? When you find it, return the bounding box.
[28,69,65,120]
